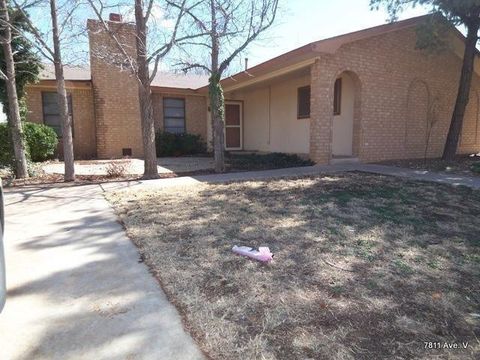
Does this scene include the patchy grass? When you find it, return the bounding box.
[108,173,480,359]
[379,155,480,176]
[226,152,314,171]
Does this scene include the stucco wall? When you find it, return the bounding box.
[25,84,97,159]
[310,26,480,164]
[225,73,311,155]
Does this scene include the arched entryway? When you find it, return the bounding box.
[331,71,361,158]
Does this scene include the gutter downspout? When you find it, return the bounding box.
[268,85,271,147]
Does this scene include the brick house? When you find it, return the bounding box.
[24,14,480,163]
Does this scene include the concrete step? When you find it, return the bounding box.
[330,157,360,165]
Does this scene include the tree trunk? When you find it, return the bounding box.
[209,1,225,173]
[442,20,480,161]
[135,0,159,179]
[0,0,28,178]
[209,73,225,173]
[50,0,75,181]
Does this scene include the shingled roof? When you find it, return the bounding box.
[39,64,209,90]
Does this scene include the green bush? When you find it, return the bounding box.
[0,124,14,169]
[0,122,58,168]
[156,131,206,157]
[23,122,58,162]
[471,162,480,174]
[227,152,314,170]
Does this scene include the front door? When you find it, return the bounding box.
[332,76,354,157]
[225,102,242,150]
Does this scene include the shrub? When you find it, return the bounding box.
[0,124,14,169]
[0,122,58,168]
[156,131,206,157]
[23,123,58,162]
[105,160,131,178]
[227,152,314,171]
[471,162,480,174]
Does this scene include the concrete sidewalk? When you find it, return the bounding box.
[357,163,480,189]
[101,164,357,192]
[0,185,204,360]
[101,162,480,192]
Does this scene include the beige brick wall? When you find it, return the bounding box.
[25,84,96,159]
[310,26,480,163]
[151,92,207,139]
[88,19,143,159]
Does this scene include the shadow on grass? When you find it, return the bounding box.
[111,172,480,359]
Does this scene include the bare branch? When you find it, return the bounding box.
[144,0,155,22]
[11,0,56,58]
[175,61,211,73]
[219,0,279,74]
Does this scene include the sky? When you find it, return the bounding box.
[240,0,430,68]
[26,0,433,70]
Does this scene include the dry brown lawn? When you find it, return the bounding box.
[107,173,480,360]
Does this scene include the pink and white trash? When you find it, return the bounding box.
[232,245,274,263]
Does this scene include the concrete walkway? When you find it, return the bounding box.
[357,163,480,189]
[101,164,357,192]
[101,162,480,192]
[0,185,204,360]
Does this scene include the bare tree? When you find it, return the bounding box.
[169,0,279,172]
[12,0,76,181]
[0,0,28,178]
[86,0,204,179]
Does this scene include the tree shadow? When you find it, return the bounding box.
[2,185,203,360]
[114,172,480,359]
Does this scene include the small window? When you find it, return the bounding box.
[163,97,185,134]
[42,92,73,137]
[297,86,310,119]
[333,78,342,115]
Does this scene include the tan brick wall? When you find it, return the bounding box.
[310,26,480,164]
[151,92,207,139]
[25,84,96,159]
[88,19,143,159]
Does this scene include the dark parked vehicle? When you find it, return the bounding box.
[0,181,5,312]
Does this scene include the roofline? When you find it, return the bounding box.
[150,86,206,96]
[204,13,447,92]
[27,79,92,89]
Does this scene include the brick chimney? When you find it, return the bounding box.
[87,18,143,158]
[109,13,122,22]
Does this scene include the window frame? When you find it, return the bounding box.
[297,85,311,119]
[163,97,186,134]
[333,78,342,116]
[41,91,73,138]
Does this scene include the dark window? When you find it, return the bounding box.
[333,78,342,115]
[297,86,310,119]
[42,92,73,137]
[163,98,185,134]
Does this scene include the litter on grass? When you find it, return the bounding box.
[232,245,273,263]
